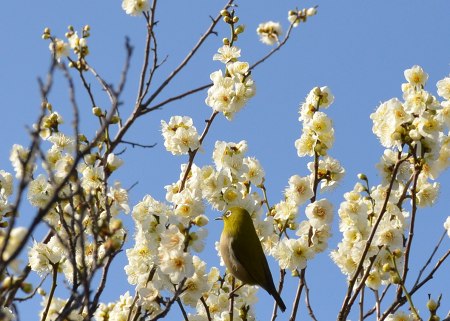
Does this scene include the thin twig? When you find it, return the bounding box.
[179,111,219,191]
[289,272,304,321]
[142,0,235,108]
[399,167,421,297]
[359,287,364,321]
[270,269,285,321]
[200,297,212,321]
[304,273,318,321]
[177,298,189,321]
[120,140,157,149]
[40,263,59,321]
[414,230,447,287]
[229,276,236,321]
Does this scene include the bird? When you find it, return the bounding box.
[216,206,286,312]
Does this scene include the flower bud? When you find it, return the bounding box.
[392,249,402,258]
[37,288,47,296]
[110,219,123,231]
[21,282,33,294]
[193,215,209,227]
[391,275,401,284]
[235,25,245,35]
[84,153,97,165]
[104,237,121,252]
[2,276,14,289]
[223,16,232,24]
[107,153,124,171]
[357,173,367,181]
[427,299,438,312]
[110,115,120,124]
[313,86,321,95]
[306,7,317,16]
[220,9,230,17]
[382,263,391,272]
[288,222,298,230]
[222,38,230,46]
[92,106,102,117]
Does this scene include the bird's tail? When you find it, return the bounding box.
[272,291,286,312]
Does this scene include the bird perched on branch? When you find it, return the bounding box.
[216,206,286,312]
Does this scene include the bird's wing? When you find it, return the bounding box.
[230,223,275,292]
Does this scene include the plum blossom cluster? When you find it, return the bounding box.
[121,141,266,319]
[205,45,256,120]
[161,116,200,155]
[288,6,317,27]
[269,86,343,272]
[1,105,129,316]
[332,66,450,294]
[44,25,90,69]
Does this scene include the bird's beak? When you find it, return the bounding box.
[214,216,223,221]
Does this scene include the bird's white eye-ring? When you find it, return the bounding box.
[225,210,232,217]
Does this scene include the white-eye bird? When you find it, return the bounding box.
[216,206,286,312]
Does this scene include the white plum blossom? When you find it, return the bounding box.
[27,174,53,208]
[48,132,75,152]
[294,131,316,157]
[308,156,345,191]
[213,45,241,64]
[242,157,265,186]
[40,296,84,321]
[106,153,124,171]
[306,86,334,109]
[436,76,450,99]
[273,200,298,221]
[122,0,149,16]
[273,238,313,270]
[385,311,414,321]
[256,21,282,45]
[444,216,450,238]
[10,144,36,179]
[212,140,248,177]
[161,116,200,155]
[28,237,63,276]
[205,70,255,120]
[305,199,333,229]
[0,170,14,196]
[49,38,69,62]
[107,181,130,214]
[159,250,195,283]
[81,165,105,193]
[404,65,428,87]
[284,175,313,206]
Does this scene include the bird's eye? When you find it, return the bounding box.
[225,210,232,217]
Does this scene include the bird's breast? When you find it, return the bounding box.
[219,232,255,285]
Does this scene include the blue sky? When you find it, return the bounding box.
[1,0,449,320]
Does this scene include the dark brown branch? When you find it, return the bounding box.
[200,297,212,321]
[289,272,305,321]
[120,140,157,149]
